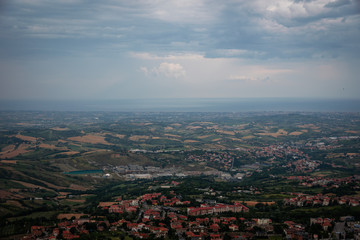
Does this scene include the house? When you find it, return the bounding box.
[210,233,222,240]
[186,231,202,239]
[210,224,220,232]
[125,206,137,213]
[322,222,332,231]
[109,205,123,213]
[229,224,239,231]
[171,222,183,229]
[254,218,272,225]
[62,230,79,239]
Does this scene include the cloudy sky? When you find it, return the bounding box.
[0,0,359,100]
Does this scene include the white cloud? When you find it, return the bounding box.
[156,62,186,78]
[228,75,258,82]
[140,66,149,76]
[141,62,186,79]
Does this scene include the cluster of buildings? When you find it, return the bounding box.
[286,175,360,188]
[113,215,276,239]
[283,159,321,173]
[26,211,360,240]
[109,164,179,180]
[101,191,192,214]
[24,218,97,240]
[284,193,360,207]
[187,203,249,216]
[21,186,360,240]
[302,135,359,152]
[184,143,322,174]
[186,151,241,171]
[253,145,307,163]
[285,217,360,240]
[23,213,360,240]
[109,164,241,181]
[93,192,264,240]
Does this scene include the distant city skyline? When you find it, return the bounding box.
[0,0,359,100]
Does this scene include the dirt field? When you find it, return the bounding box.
[0,190,13,199]
[167,138,181,142]
[14,134,38,142]
[186,126,202,130]
[98,202,118,207]
[258,129,288,137]
[207,125,219,130]
[0,190,23,199]
[38,143,69,152]
[11,180,55,192]
[197,135,212,139]
[59,192,71,196]
[242,136,255,139]
[1,145,16,152]
[1,160,17,164]
[6,200,24,208]
[68,134,112,145]
[164,134,181,138]
[38,143,58,149]
[128,135,150,141]
[298,124,319,129]
[0,143,32,159]
[103,133,125,139]
[51,127,70,131]
[229,138,242,141]
[113,134,125,139]
[216,130,236,135]
[16,122,38,126]
[345,130,358,134]
[68,184,89,191]
[289,131,304,136]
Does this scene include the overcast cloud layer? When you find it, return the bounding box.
[0,0,359,100]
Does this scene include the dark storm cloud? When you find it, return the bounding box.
[325,0,351,8]
[1,0,359,60]
[204,0,360,59]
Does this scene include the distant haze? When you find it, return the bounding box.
[0,1,359,100]
[1,98,360,112]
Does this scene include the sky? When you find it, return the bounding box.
[0,0,359,100]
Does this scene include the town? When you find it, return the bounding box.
[23,188,360,240]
